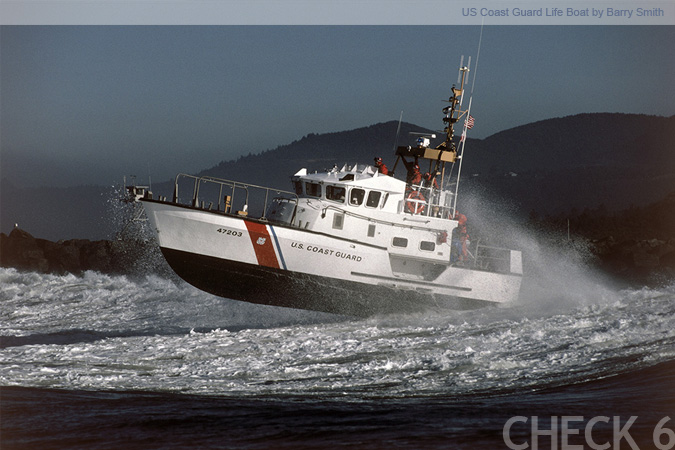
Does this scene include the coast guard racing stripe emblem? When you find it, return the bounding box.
[244,221,280,269]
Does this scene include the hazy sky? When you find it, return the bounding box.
[2,25,674,187]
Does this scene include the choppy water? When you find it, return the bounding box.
[1,266,674,449]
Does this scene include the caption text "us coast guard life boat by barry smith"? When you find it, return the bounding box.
[128,61,522,316]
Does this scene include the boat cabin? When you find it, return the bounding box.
[291,164,404,214]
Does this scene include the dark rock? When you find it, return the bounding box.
[43,239,82,274]
[80,240,113,273]
[633,251,660,269]
[1,228,49,272]
[590,236,675,286]
[1,227,154,276]
[661,250,675,271]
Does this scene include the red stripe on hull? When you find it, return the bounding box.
[244,220,280,269]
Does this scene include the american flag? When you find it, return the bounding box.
[465,115,475,130]
[460,115,475,142]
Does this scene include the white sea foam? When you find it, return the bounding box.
[1,268,673,399]
[0,268,336,337]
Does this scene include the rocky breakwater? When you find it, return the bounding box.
[0,227,153,275]
[592,236,675,285]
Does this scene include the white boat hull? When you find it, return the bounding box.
[142,200,522,316]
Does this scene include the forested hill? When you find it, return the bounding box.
[2,113,673,241]
[467,113,673,174]
[182,112,674,214]
[459,113,675,214]
[192,121,433,192]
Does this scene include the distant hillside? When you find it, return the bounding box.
[469,113,673,173]
[151,121,435,196]
[172,112,674,215]
[2,113,673,240]
[463,113,675,214]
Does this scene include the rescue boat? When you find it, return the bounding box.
[128,62,522,316]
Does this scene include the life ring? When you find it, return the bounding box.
[406,191,426,215]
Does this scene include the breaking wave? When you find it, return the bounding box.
[1,267,673,400]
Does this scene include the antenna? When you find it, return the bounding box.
[459,56,471,109]
[392,110,403,154]
[452,21,484,215]
[471,22,484,95]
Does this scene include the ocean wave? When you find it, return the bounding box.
[1,267,673,399]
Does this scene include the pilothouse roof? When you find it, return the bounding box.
[293,164,406,192]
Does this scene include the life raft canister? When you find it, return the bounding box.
[405,190,426,215]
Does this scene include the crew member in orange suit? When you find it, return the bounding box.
[374,157,389,175]
[453,211,469,262]
[423,171,439,189]
[408,164,422,186]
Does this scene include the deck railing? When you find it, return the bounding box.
[403,184,455,220]
[172,173,299,223]
[472,243,514,273]
[150,174,517,274]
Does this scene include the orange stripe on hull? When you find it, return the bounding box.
[244,220,280,269]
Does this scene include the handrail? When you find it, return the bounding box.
[320,204,452,234]
[472,244,513,272]
[167,173,513,272]
[172,173,299,222]
[405,184,454,219]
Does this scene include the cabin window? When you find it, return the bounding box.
[326,185,346,203]
[333,212,344,230]
[392,237,408,248]
[305,182,321,197]
[368,224,376,237]
[366,190,381,208]
[350,188,365,206]
[294,181,303,195]
[420,241,436,252]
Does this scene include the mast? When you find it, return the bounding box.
[443,61,471,216]
[393,57,471,216]
[388,45,487,222]
[452,95,472,215]
[452,25,483,215]
[439,59,470,160]
[394,60,469,164]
